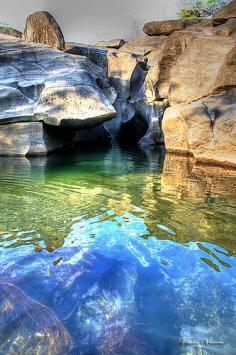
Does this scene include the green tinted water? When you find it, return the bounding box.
[0,146,235,354]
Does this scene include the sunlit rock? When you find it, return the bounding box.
[107,51,148,100]
[0,41,116,128]
[215,18,236,37]
[0,25,22,38]
[65,42,109,68]
[143,20,185,36]
[0,39,116,155]
[168,34,236,104]
[0,283,72,354]
[23,11,65,50]
[96,38,126,49]
[212,0,236,26]
[162,89,236,166]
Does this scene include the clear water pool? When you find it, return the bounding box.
[0,146,235,354]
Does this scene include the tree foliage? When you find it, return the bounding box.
[177,0,230,19]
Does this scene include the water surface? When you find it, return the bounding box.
[0,146,235,354]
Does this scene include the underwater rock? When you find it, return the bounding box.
[0,283,72,354]
[24,11,65,50]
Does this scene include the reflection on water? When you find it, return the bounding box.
[0,146,235,354]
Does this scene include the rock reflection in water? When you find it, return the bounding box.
[0,147,235,354]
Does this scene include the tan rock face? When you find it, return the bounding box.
[23,11,65,50]
[162,89,236,167]
[215,18,236,37]
[120,29,236,104]
[168,34,236,104]
[107,51,147,100]
[212,0,236,26]
[143,20,185,36]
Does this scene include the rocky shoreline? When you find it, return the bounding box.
[0,2,235,167]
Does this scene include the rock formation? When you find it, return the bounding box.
[0,25,22,38]
[143,19,185,36]
[0,3,236,165]
[212,0,236,25]
[96,39,126,49]
[23,11,65,50]
[163,89,236,166]
[92,0,235,166]
[0,37,116,156]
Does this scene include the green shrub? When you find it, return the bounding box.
[177,0,230,19]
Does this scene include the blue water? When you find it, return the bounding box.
[0,146,235,354]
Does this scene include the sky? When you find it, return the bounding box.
[1,0,179,44]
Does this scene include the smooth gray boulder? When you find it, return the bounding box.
[0,41,116,128]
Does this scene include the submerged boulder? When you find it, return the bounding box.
[23,11,65,50]
[0,283,72,354]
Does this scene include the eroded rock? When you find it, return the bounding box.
[24,11,65,50]
[212,0,236,26]
[0,41,116,128]
[0,25,22,38]
[143,20,185,36]
[0,122,68,156]
[168,33,236,104]
[107,51,148,100]
[96,39,126,49]
[215,18,236,37]
[162,89,236,166]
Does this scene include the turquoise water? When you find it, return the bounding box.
[0,146,236,354]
